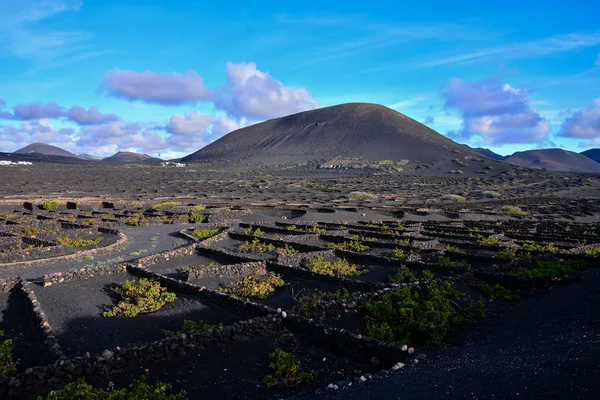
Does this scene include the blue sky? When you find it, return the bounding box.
[0,0,599,158]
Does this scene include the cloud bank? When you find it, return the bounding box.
[442,77,550,145]
[99,69,211,105]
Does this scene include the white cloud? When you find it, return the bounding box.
[166,111,215,136]
[215,62,318,120]
[442,77,550,145]
[559,98,600,139]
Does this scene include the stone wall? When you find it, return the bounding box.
[42,263,128,286]
[134,243,197,269]
[20,281,65,360]
[0,231,127,269]
[184,261,266,281]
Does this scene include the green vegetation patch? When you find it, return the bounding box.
[56,235,102,248]
[584,246,600,257]
[365,282,485,346]
[263,349,319,388]
[305,256,366,277]
[38,376,187,399]
[192,228,221,239]
[390,248,413,260]
[347,191,378,201]
[496,247,531,260]
[472,282,519,301]
[39,200,59,211]
[180,262,220,273]
[149,201,182,211]
[164,320,222,336]
[388,266,433,284]
[521,241,559,253]
[328,239,369,252]
[219,273,284,299]
[437,255,469,268]
[239,239,276,253]
[515,259,587,279]
[243,225,265,237]
[276,244,298,256]
[293,288,352,318]
[103,279,177,318]
[0,330,17,377]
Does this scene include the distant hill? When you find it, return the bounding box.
[0,152,90,164]
[78,153,103,160]
[182,103,480,164]
[102,151,161,163]
[580,149,600,164]
[461,145,506,160]
[506,149,600,173]
[14,142,77,158]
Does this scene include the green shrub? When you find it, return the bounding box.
[15,226,39,236]
[286,225,325,234]
[276,244,298,256]
[394,238,410,246]
[584,246,600,257]
[437,256,469,268]
[149,201,182,211]
[496,247,531,260]
[293,288,351,317]
[515,259,587,279]
[103,279,176,318]
[39,200,59,211]
[306,256,366,277]
[0,330,17,377]
[161,216,174,224]
[243,225,265,237]
[521,241,558,253]
[443,244,464,254]
[192,228,220,239]
[502,206,527,216]
[239,239,276,253]
[263,349,319,388]
[472,283,519,301]
[82,219,98,226]
[123,218,140,226]
[312,183,335,192]
[328,239,369,252]
[56,236,102,248]
[347,191,378,201]
[389,266,433,284]
[37,376,187,399]
[390,248,412,260]
[442,194,466,203]
[365,282,485,346]
[187,213,205,223]
[219,273,284,299]
[180,262,220,273]
[164,320,222,336]
[188,205,206,212]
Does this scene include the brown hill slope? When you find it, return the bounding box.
[13,142,77,158]
[102,151,161,163]
[506,149,600,173]
[182,103,478,164]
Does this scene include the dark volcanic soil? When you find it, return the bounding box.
[34,273,243,357]
[90,332,376,400]
[318,267,600,400]
[0,289,49,370]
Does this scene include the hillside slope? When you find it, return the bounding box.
[13,142,77,158]
[506,149,600,173]
[183,103,479,164]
